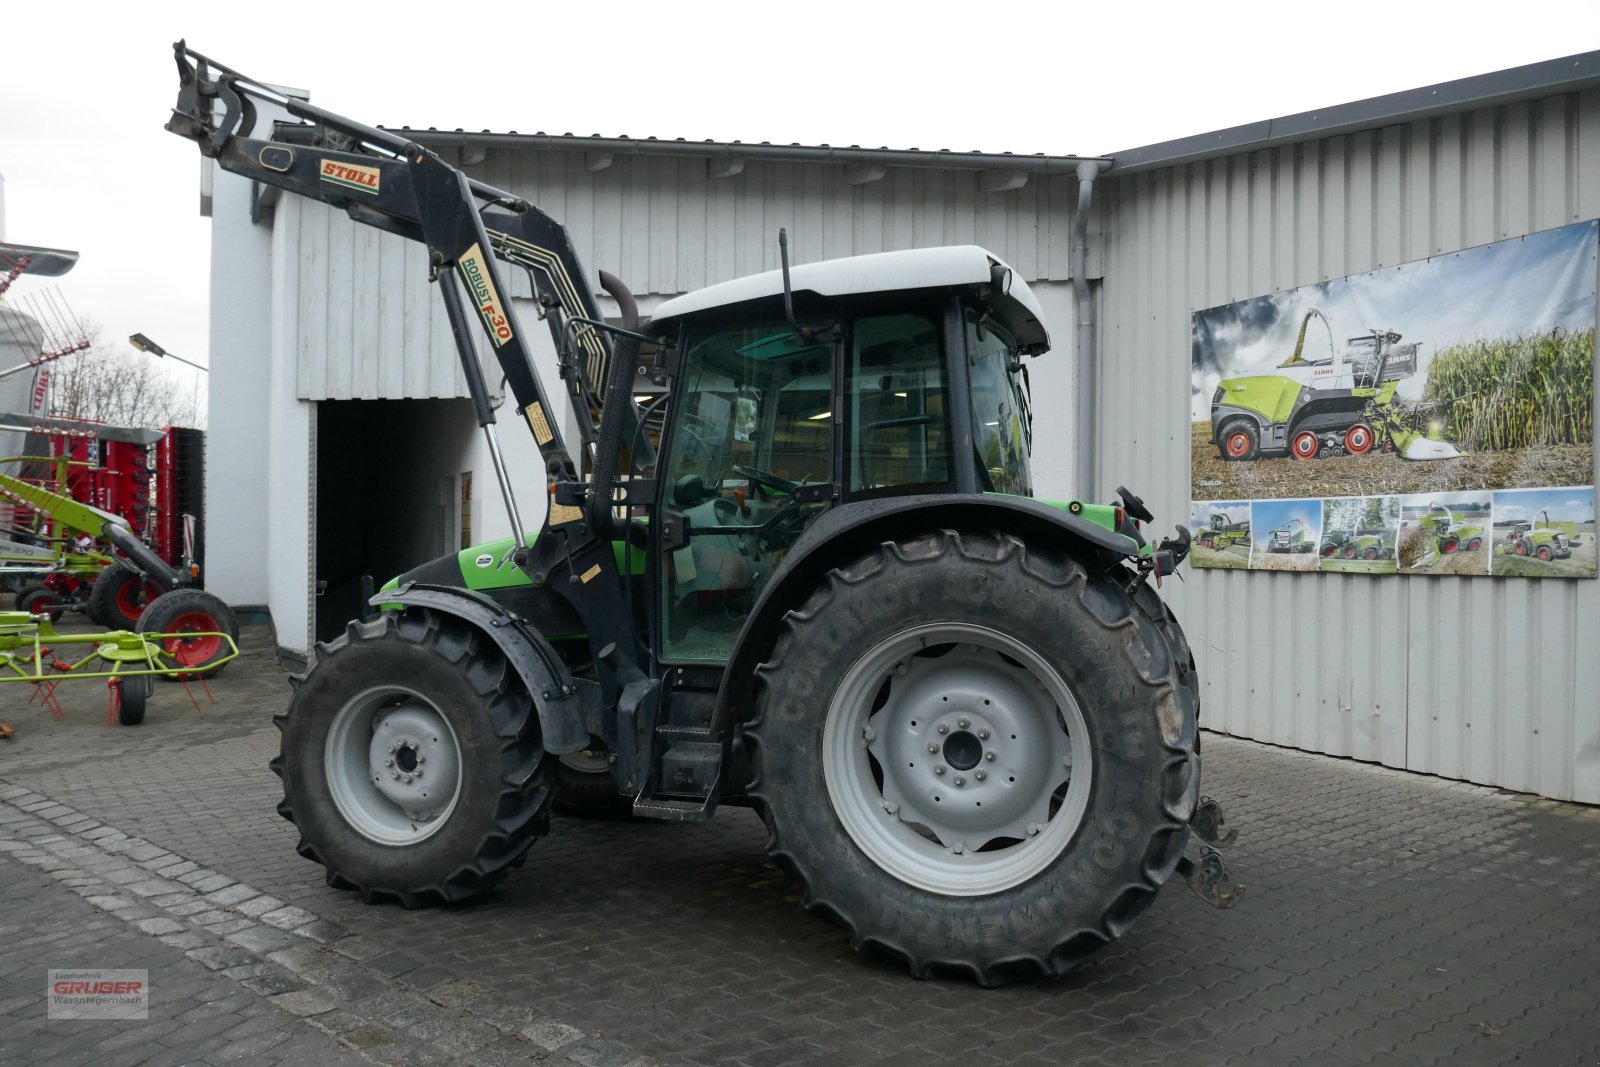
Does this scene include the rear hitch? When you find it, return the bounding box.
[1176,795,1244,909]
[1178,845,1245,909]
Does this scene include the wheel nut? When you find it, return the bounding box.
[401,774,412,784]
[977,728,990,740]
[934,764,946,775]
[387,743,397,753]
[975,770,987,781]
[985,750,997,761]
[1027,823,1042,837]
[927,742,939,754]
[937,723,949,735]
[384,758,393,767]
[413,769,423,778]
[391,772,400,780]
[953,775,965,786]
[862,727,876,742]
[957,716,970,729]
[416,755,425,764]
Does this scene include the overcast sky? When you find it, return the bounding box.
[3,1,1599,403]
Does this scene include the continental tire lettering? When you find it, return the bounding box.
[457,244,514,347]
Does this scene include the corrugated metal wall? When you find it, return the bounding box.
[1098,89,1600,802]
[287,157,1091,401]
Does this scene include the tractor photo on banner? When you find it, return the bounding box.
[1190,219,1597,579]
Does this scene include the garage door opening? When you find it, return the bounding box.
[315,398,477,643]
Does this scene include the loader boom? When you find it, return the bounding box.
[163,41,649,482]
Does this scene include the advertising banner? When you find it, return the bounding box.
[1190,220,1597,578]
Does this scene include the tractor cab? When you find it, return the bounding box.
[646,246,1044,663]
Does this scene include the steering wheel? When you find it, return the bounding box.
[732,464,800,496]
[672,413,720,477]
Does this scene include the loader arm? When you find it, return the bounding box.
[163,41,648,477]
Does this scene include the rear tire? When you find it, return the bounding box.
[90,562,167,630]
[746,530,1198,985]
[1344,423,1375,455]
[1290,430,1320,460]
[272,610,554,907]
[137,589,240,680]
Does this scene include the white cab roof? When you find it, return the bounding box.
[649,245,1050,350]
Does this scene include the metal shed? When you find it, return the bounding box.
[203,51,1600,801]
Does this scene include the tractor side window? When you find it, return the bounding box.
[658,322,835,663]
[847,313,950,496]
[966,312,1032,497]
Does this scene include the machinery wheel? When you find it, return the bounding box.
[1537,545,1552,561]
[117,676,154,726]
[1362,547,1379,560]
[554,737,633,818]
[746,530,1198,985]
[1441,538,1459,554]
[1344,423,1375,455]
[90,562,168,630]
[18,587,68,622]
[1342,545,1356,559]
[271,610,554,907]
[137,589,240,680]
[13,584,46,611]
[1466,537,1483,551]
[1290,430,1320,460]
[1514,541,1528,556]
[1321,544,1336,558]
[1218,420,1259,461]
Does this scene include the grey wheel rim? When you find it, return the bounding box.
[822,622,1093,896]
[325,685,463,845]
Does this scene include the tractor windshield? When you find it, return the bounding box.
[965,310,1032,496]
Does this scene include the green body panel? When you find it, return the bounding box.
[380,534,647,595]
[1215,376,1304,424]
[1034,497,1149,556]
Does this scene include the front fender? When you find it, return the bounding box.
[378,583,587,754]
[713,493,1142,732]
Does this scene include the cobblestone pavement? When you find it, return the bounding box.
[1,623,1598,1066]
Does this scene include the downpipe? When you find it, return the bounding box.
[1071,160,1101,503]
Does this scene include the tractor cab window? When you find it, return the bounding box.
[966,311,1032,496]
[847,312,950,496]
[658,321,835,663]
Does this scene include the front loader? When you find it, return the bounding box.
[166,43,1238,986]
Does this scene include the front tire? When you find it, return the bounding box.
[272,611,554,907]
[746,530,1198,985]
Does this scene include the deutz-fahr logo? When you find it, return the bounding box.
[458,244,514,347]
[319,159,381,194]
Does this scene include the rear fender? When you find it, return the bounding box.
[377,583,588,754]
[714,493,1143,731]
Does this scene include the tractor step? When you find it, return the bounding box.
[630,795,714,822]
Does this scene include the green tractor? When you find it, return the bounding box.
[167,45,1237,986]
[1266,517,1315,553]
[1195,512,1249,550]
[1210,310,1458,462]
[1506,509,1576,561]
[1424,503,1485,554]
[1321,530,1393,560]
